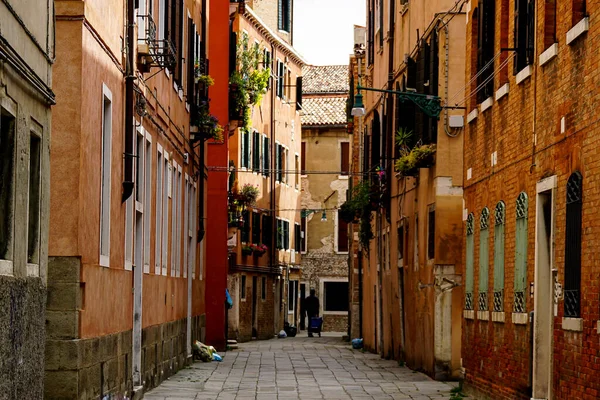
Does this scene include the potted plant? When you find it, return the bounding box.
[191,104,224,141]
[241,244,253,256]
[250,243,268,257]
[240,183,259,206]
[394,128,436,177]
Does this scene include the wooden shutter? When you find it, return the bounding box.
[564,172,583,317]
[241,210,250,243]
[514,193,528,312]
[427,207,435,260]
[340,142,349,176]
[263,136,270,177]
[252,213,261,244]
[278,0,283,30]
[294,224,301,252]
[301,142,306,174]
[262,215,272,249]
[253,131,260,172]
[465,214,474,310]
[301,216,307,252]
[493,202,505,312]
[337,216,349,252]
[187,19,195,105]
[478,208,490,311]
[229,29,237,75]
[284,221,290,250]
[296,76,303,110]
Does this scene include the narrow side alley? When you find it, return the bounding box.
[145,334,458,400]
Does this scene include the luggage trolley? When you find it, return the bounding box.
[308,317,323,337]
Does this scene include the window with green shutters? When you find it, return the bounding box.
[479,207,490,312]
[514,192,528,313]
[241,210,250,243]
[241,129,250,169]
[465,213,474,310]
[263,136,270,177]
[252,131,261,172]
[493,201,505,312]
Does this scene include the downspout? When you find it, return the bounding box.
[123,0,135,203]
[270,42,278,330]
[198,4,208,242]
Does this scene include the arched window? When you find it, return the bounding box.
[465,213,475,310]
[479,207,490,312]
[493,202,505,312]
[564,172,583,318]
[514,192,528,313]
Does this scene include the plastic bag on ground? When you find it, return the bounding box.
[351,338,364,349]
[278,330,287,338]
[212,353,223,361]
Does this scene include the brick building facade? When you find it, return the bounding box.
[462,0,598,398]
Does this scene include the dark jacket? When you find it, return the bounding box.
[305,295,319,318]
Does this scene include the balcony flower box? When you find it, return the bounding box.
[251,243,268,257]
[241,245,253,256]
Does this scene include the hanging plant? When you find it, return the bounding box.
[240,183,259,205]
[394,144,436,177]
[191,104,224,141]
[241,244,253,256]
[229,33,270,130]
[195,74,215,87]
[250,243,268,256]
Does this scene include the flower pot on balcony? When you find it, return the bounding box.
[241,248,253,256]
[253,249,266,257]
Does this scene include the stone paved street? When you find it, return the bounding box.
[144,333,459,400]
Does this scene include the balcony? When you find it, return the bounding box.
[136,14,176,72]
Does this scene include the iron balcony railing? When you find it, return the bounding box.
[137,14,176,70]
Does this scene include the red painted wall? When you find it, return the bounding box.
[205,0,230,351]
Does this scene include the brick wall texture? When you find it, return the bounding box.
[463,1,599,399]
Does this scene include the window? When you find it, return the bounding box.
[252,131,261,172]
[478,207,490,312]
[187,182,197,279]
[499,0,510,85]
[543,0,557,49]
[132,130,145,272]
[514,0,534,73]
[514,192,528,313]
[284,147,289,184]
[493,202,505,312]
[427,206,435,260]
[367,0,374,65]
[301,142,306,175]
[340,142,350,176]
[241,210,250,243]
[564,172,583,318]
[301,216,307,253]
[337,212,349,253]
[155,147,164,274]
[162,157,169,275]
[275,143,283,182]
[261,277,267,300]
[378,0,383,48]
[276,61,284,98]
[171,163,182,276]
[295,76,303,110]
[465,213,474,310]
[397,223,404,266]
[261,215,272,250]
[572,0,586,26]
[295,154,299,189]
[241,129,250,169]
[323,281,349,312]
[477,0,495,102]
[294,223,301,252]
[263,136,270,177]
[27,132,41,267]
[143,135,152,273]
[100,85,112,267]
[278,0,291,32]
[284,220,289,250]
[264,49,272,90]
[125,176,134,271]
[241,275,247,299]
[0,108,15,264]
[171,0,184,86]
[252,212,261,244]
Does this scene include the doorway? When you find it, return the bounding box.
[533,176,555,400]
[299,283,307,330]
[252,276,258,338]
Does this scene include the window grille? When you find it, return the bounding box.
[564,172,582,318]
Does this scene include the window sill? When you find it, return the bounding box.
[336,251,349,255]
[539,43,558,67]
[100,254,110,268]
[463,310,475,319]
[562,317,583,332]
[566,17,589,45]
[480,97,493,113]
[516,65,532,85]
[338,175,349,180]
[512,312,528,325]
[466,108,478,124]
[477,310,489,320]
[495,83,509,101]
[491,311,505,323]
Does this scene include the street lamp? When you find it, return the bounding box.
[350,93,365,117]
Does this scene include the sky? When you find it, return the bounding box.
[293,0,366,66]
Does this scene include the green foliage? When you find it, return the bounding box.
[394,143,436,177]
[196,74,214,86]
[395,127,413,151]
[229,33,270,130]
[339,181,377,251]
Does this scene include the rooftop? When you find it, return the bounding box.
[301,96,348,126]
[302,65,349,94]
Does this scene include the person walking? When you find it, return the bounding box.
[305,289,320,337]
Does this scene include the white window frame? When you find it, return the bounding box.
[99,84,112,268]
[133,126,145,273]
[171,160,179,277]
[294,152,299,190]
[155,144,164,274]
[143,132,152,274]
[26,123,43,277]
[319,277,349,316]
[184,175,189,278]
[162,154,169,276]
[177,164,183,277]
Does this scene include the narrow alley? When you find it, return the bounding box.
[144,334,458,400]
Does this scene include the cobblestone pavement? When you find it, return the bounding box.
[145,332,459,400]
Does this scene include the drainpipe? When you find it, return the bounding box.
[123,0,135,203]
[270,42,278,330]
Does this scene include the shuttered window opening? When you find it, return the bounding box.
[301,142,306,174]
[337,213,349,253]
[295,76,303,110]
[294,223,301,252]
[370,113,381,171]
[241,210,250,243]
[263,136,270,177]
[300,216,307,253]
[340,142,350,176]
[514,192,528,313]
[465,214,475,310]
[252,212,261,244]
[477,0,495,102]
[241,129,251,169]
[493,201,505,312]
[262,215,272,250]
[264,50,272,89]
[564,172,583,318]
[367,0,374,65]
[278,0,291,32]
[543,0,557,49]
[252,131,261,172]
[427,206,435,260]
[513,0,534,74]
[276,218,283,249]
[478,208,490,312]
[572,0,587,26]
